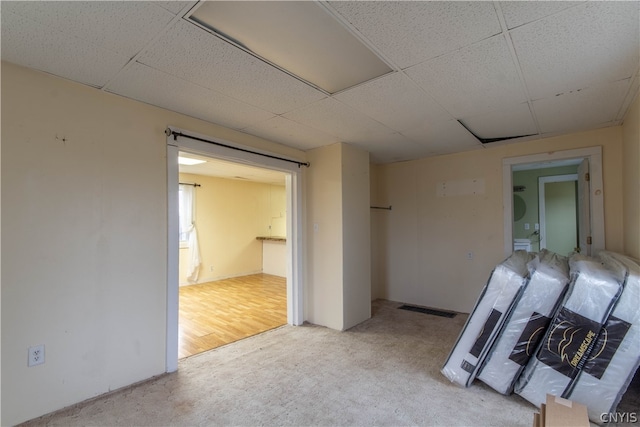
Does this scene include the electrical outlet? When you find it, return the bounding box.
[467,251,473,260]
[524,223,530,230]
[28,344,45,367]
[209,265,214,272]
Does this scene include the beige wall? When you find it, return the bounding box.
[0,61,305,426]
[305,143,371,330]
[341,143,371,329]
[305,144,344,330]
[374,127,624,313]
[178,173,285,284]
[622,95,640,259]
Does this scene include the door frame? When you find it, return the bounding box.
[502,146,604,257]
[538,174,578,251]
[166,126,304,372]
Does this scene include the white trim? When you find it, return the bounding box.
[166,144,179,373]
[166,127,305,372]
[502,146,604,257]
[538,174,578,250]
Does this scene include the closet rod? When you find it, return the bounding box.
[179,182,201,187]
[371,206,392,210]
[166,129,310,168]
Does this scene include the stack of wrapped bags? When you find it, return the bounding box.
[441,250,640,424]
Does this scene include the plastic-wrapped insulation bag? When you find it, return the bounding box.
[566,251,640,424]
[478,249,570,395]
[441,250,533,387]
[515,254,622,408]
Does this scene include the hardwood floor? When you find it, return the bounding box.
[178,273,287,359]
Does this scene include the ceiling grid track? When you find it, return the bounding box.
[492,1,542,137]
[100,2,197,92]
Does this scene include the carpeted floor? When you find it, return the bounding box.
[22,300,639,426]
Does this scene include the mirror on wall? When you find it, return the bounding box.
[513,194,526,222]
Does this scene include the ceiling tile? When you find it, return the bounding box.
[242,116,339,151]
[327,1,501,68]
[499,1,585,30]
[348,133,434,164]
[334,72,453,132]
[406,35,526,118]
[1,10,130,88]
[402,120,482,156]
[511,1,639,100]
[460,102,537,140]
[153,1,196,15]
[283,98,394,143]
[106,62,275,130]
[2,1,175,58]
[137,20,326,115]
[180,155,286,185]
[533,79,631,134]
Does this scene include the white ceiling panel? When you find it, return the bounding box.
[327,1,501,68]
[533,79,631,134]
[137,20,326,115]
[106,62,275,131]
[1,10,130,88]
[460,102,537,140]
[153,1,196,15]
[402,120,482,156]
[511,1,639,100]
[406,35,526,118]
[335,72,453,133]
[499,1,584,30]
[242,116,339,151]
[349,133,434,164]
[3,1,175,58]
[283,98,394,143]
[2,1,638,164]
[179,153,286,185]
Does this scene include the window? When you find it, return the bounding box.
[178,184,195,244]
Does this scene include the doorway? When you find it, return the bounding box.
[502,146,604,258]
[177,156,289,358]
[538,174,579,256]
[166,127,304,372]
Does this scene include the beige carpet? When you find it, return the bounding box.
[23,300,638,426]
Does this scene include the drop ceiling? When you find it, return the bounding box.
[2,1,638,164]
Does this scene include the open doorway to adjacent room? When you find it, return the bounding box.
[166,128,305,371]
[176,152,289,358]
[502,146,605,258]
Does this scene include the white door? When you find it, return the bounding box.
[577,159,591,255]
[539,174,579,256]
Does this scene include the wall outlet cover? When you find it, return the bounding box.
[28,344,45,367]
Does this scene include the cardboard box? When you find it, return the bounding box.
[532,394,589,427]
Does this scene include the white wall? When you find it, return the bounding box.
[374,127,625,313]
[0,61,305,426]
[305,143,371,330]
[341,144,371,329]
[622,94,640,259]
[305,144,344,330]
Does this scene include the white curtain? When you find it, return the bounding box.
[179,185,201,283]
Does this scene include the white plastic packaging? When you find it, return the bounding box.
[478,249,570,395]
[441,250,533,387]
[515,254,622,408]
[566,251,640,424]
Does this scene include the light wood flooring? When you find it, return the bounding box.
[178,273,287,359]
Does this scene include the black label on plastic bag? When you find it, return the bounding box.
[461,360,475,374]
[582,315,631,380]
[538,307,600,378]
[470,309,502,358]
[509,312,551,366]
